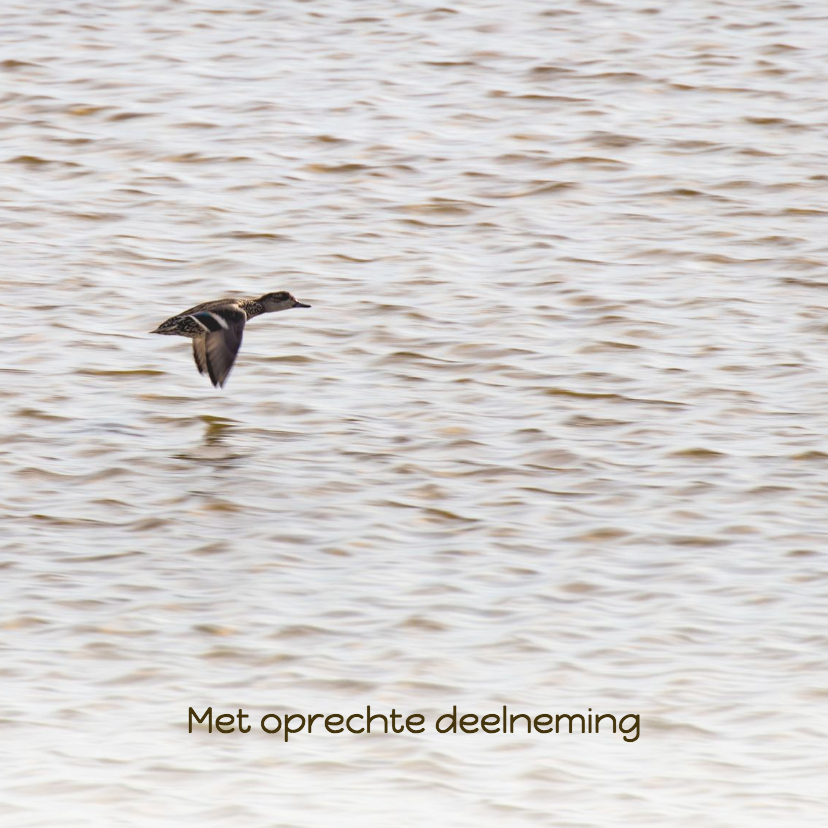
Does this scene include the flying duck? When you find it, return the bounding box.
[151,291,311,387]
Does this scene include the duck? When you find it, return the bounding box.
[151,291,311,387]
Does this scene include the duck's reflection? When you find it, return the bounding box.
[173,415,246,464]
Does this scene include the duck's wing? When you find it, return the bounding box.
[153,299,242,335]
[188,307,247,388]
[192,336,208,376]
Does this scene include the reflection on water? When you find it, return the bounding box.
[2,0,828,825]
[173,416,244,464]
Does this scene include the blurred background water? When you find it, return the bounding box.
[2,0,828,825]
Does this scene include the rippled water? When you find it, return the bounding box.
[3,1,828,825]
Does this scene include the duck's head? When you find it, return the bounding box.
[259,291,311,312]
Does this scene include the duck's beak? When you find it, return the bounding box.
[292,300,311,308]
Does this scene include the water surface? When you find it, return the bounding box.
[2,1,828,825]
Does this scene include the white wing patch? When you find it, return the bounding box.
[189,311,231,332]
[188,314,210,333]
